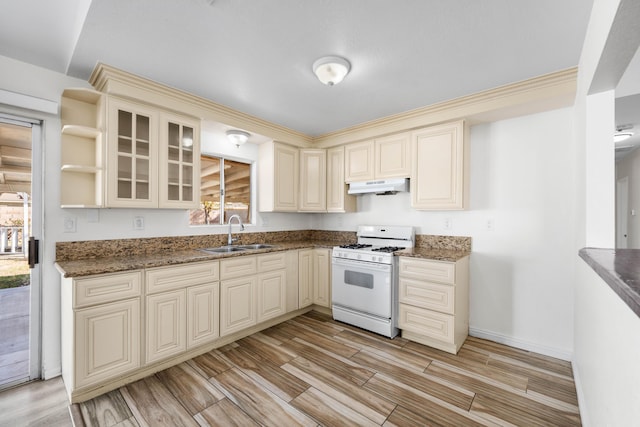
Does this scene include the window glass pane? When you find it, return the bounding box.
[223,159,251,224]
[190,156,221,225]
[189,155,251,226]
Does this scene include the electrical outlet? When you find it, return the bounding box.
[486,218,495,231]
[443,217,452,230]
[133,216,145,230]
[63,216,77,233]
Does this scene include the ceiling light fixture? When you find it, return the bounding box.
[614,132,634,143]
[312,56,351,86]
[614,124,634,143]
[226,129,250,147]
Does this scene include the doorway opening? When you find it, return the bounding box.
[0,117,38,389]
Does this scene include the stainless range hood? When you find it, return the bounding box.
[348,178,409,195]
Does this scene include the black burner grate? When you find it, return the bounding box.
[371,246,403,253]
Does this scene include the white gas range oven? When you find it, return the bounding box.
[331,225,414,338]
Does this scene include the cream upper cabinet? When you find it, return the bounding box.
[374,132,411,179]
[326,146,356,213]
[106,97,158,208]
[345,132,410,183]
[345,140,375,182]
[158,112,200,209]
[299,149,327,212]
[258,141,299,212]
[104,96,201,209]
[411,120,468,210]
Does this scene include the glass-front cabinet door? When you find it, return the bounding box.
[106,98,158,208]
[159,113,200,209]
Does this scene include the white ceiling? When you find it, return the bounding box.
[0,0,595,136]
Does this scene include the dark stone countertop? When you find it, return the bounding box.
[579,248,640,318]
[55,240,338,278]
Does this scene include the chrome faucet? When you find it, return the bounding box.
[227,214,245,245]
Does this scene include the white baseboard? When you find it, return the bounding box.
[42,366,62,381]
[469,327,573,361]
[571,362,590,427]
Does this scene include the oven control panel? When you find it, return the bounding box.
[332,250,392,264]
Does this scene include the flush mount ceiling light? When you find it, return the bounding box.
[312,56,351,86]
[614,124,634,143]
[226,129,250,147]
[614,132,634,143]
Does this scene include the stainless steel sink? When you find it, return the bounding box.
[200,246,247,254]
[238,244,275,250]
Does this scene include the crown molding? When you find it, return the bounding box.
[311,67,578,147]
[89,63,312,147]
[88,63,577,149]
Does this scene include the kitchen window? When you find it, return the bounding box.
[189,155,251,225]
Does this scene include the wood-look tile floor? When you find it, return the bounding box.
[73,311,581,426]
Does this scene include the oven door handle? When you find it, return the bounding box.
[331,257,393,272]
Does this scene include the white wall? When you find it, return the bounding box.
[574,260,640,426]
[315,107,577,359]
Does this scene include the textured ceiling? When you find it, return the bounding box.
[0,0,596,136]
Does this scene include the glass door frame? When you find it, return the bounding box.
[0,113,42,384]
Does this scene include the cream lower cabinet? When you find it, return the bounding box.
[61,271,142,399]
[312,248,331,307]
[299,248,331,308]
[257,252,287,322]
[398,256,469,354]
[220,256,258,336]
[145,261,219,364]
[220,252,291,336]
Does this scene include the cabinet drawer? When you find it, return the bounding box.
[146,261,219,294]
[74,271,142,308]
[399,257,455,284]
[399,277,454,314]
[220,256,257,280]
[257,252,286,272]
[398,304,454,344]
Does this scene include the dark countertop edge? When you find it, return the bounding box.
[395,247,471,262]
[56,241,336,278]
[578,248,640,318]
